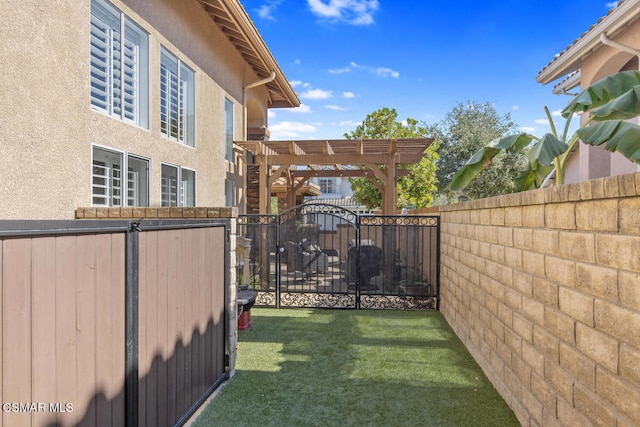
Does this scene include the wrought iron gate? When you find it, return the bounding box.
[237,203,439,310]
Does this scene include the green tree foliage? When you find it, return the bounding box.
[427,101,526,201]
[448,71,640,194]
[344,107,439,210]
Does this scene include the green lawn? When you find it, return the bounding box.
[191,308,518,427]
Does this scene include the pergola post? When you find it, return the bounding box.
[258,154,269,214]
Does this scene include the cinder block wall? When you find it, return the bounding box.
[439,172,640,426]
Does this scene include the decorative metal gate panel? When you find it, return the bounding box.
[237,203,439,310]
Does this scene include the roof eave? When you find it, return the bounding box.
[537,0,640,85]
[198,0,300,108]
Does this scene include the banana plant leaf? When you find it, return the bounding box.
[576,120,640,163]
[526,133,568,166]
[514,164,554,191]
[588,85,640,121]
[562,70,640,118]
[448,133,534,192]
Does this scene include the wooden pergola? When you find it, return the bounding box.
[236,138,435,214]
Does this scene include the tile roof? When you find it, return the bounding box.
[537,0,640,84]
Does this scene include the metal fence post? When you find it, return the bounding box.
[125,221,141,427]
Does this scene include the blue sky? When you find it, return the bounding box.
[241,0,619,140]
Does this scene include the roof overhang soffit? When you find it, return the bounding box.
[537,0,640,85]
[197,0,300,108]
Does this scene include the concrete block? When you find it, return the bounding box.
[545,202,576,230]
[573,384,618,427]
[596,367,640,423]
[533,324,560,362]
[544,307,575,345]
[559,342,596,390]
[532,229,559,256]
[575,262,618,301]
[596,232,640,272]
[619,271,640,311]
[559,287,594,327]
[595,300,640,349]
[545,256,576,289]
[576,199,618,232]
[576,323,618,372]
[603,175,621,198]
[558,231,596,263]
[619,173,637,196]
[544,359,573,403]
[620,343,640,389]
[619,197,640,234]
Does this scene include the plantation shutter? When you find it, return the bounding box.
[90,0,141,124]
[160,51,180,141]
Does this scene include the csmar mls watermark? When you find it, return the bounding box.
[2,402,73,413]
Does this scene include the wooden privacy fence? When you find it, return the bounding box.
[0,219,229,427]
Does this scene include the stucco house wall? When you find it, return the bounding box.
[0,0,270,219]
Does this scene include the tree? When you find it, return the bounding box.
[427,101,526,201]
[344,107,439,210]
[449,71,640,193]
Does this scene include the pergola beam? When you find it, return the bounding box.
[291,169,411,179]
[236,138,434,214]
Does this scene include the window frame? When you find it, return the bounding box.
[90,0,149,128]
[92,145,150,207]
[160,47,196,147]
[161,163,196,207]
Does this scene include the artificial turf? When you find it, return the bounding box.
[191,308,518,427]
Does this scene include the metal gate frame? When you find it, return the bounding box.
[237,203,439,310]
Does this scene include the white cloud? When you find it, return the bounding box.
[290,80,303,88]
[325,105,347,111]
[269,121,318,139]
[268,110,276,119]
[329,67,351,74]
[299,88,334,100]
[338,61,399,78]
[307,0,379,25]
[520,126,535,133]
[255,1,282,21]
[551,109,563,117]
[376,67,400,78]
[512,105,520,111]
[606,1,619,8]
[342,91,356,99]
[534,119,549,125]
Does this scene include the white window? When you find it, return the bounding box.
[225,98,234,162]
[161,164,195,207]
[319,178,335,194]
[160,48,195,146]
[90,0,149,127]
[92,147,149,207]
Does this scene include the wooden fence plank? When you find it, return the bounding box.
[94,233,113,427]
[156,230,170,425]
[31,237,59,426]
[110,232,126,425]
[0,239,3,427]
[76,235,97,427]
[55,236,80,425]
[2,239,32,427]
